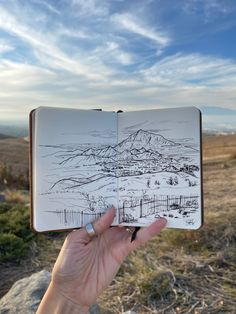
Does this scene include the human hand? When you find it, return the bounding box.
[37,207,166,313]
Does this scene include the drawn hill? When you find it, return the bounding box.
[49,129,199,190]
[117,129,181,151]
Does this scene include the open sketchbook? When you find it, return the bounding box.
[30,107,203,232]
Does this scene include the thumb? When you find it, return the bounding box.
[92,206,116,235]
[77,206,116,243]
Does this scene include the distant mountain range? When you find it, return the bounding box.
[59,129,197,164]
[53,130,200,189]
[0,125,28,138]
[84,129,197,161]
[0,133,15,140]
[200,106,236,116]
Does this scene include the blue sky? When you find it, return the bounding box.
[0,0,236,130]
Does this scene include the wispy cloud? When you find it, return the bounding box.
[111,13,170,47]
[141,53,236,87]
[1,51,236,118]
[183,0,235,24]
[58,27,89,39]
[32,0,61,16]
[0,5,109,80]
[92,41,134,66]
[70,0,109,17]
[0,59,55,88]
[0,39,14,54]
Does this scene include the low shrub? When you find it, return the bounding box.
[0,233,29,262]
[0,203,34,262]
[0,202,12,214]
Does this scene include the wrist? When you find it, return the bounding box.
[37,281,89,314]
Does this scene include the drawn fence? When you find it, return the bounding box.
[47,194,199,225]
[47,209,103,226]
[118,195,199,223]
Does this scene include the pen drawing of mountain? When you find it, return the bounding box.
[39,127,201,228]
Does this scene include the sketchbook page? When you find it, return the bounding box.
[33,107,118,232]
[117,107,202,229]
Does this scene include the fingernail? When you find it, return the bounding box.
[159,217,167,226]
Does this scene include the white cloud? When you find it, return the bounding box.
[93,41,134,65]
[111,13,170,47]
[107,43,133,65]
[141,53,236,87]
[58,27,89,39]
[0,39,14,54]
[0,6,110,80]
[0,59,55,88]
[35,0,61,15]
[1,51,236,120]
[70,0,109,17]
[183,0,234,23]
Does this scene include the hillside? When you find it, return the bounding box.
[0,137,29,174]
[0,134,14,140]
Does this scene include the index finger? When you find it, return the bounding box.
[127,218,167,252]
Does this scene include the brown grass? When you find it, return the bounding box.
[4,189,29,204]
[0,137,29,174]
[203,134,236,162]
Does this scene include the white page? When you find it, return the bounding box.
[33,107,118,231]
[117,107,202,229]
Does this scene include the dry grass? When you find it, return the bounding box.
[4,189,29,204]
[0,137,29,174]
[203,134,236,162]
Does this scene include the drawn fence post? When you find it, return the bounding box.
[123,201,125,222]
[64,209,67,224]
[153,195,156,214]
[140,199,143,218]
[183,196,186,210]
[167,195,169,211]
[81,211,83,226]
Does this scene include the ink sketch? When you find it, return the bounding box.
[117,108,202,229]
[34,107,202,230]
